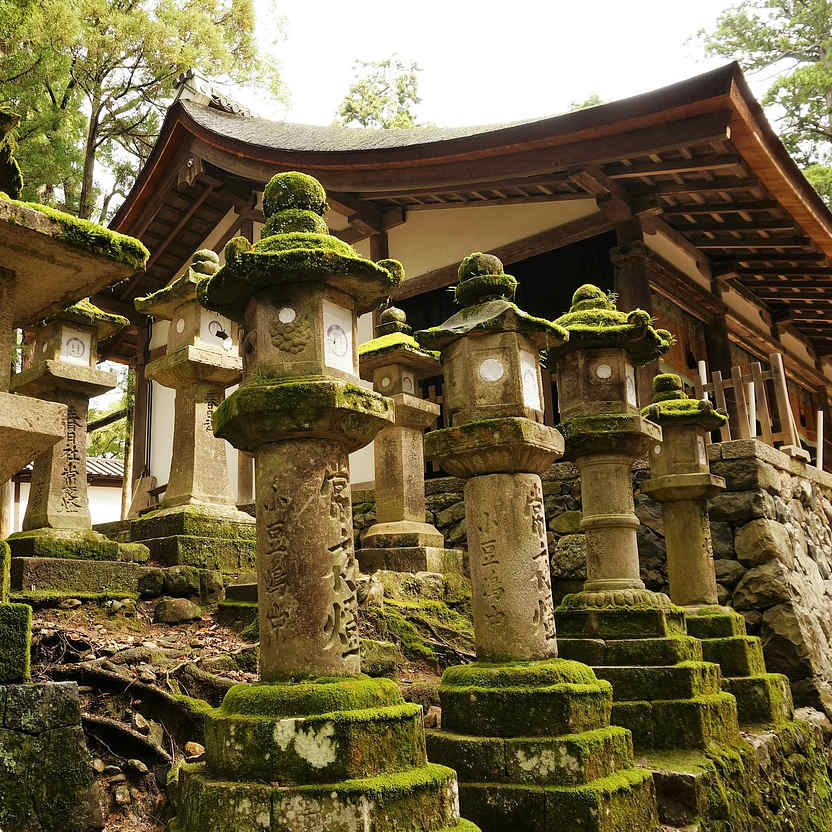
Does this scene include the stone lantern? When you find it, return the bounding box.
[548,284,671,600]
[130,249,255,572]
[358,305,462,573]
[642,373,727,608]
[7,299,136,560]
[551,287,741,753]
[416,255,657,832]
[169,171,478,832]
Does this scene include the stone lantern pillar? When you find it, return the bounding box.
[643,374,794,727]
[358,305,462,573]
[129,249,255,572]
[169,171,479,832]
[642,373,727,607]
[551,286,741,752]
[417,256,658,832]
[7,300,141,560]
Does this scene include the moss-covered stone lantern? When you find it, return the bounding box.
[129,249,255,572]
[642,374,727,608]
[7,300,142,560]
[170,171,478,832]
[548,284,672,600]
[416,256,658,832]
[358,305,463,573]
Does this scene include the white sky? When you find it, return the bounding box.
[238,0,765,128]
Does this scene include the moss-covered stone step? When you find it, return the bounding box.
[9,556,154,595]
[139,534,255,572]
[6,527,147,561]
[593,662,722,702]
[722,674,793,726]
[129,504,256,542]
[611,692,739,750]
[438,659,612,739]
[173,761,464,832]
[684,608,746,639]
[558,635,703,667]
[0,602,31,683]
[216,599,258,628]
[700,636,766,677]
[426,725,634,787]
[555,606,687,640]
[358,546,465,575]
[456,768,658,832]
[205,702,427,783]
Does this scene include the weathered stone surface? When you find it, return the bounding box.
[715,558,746,587]
[708,490,776,522]
[732,561,794,610]
[10,556,155,595]
[551,534,587,579]
[735,519,792,567]
[710,457,781,493]
[710,521,735,557]
[153,597,202,624]
[3,681,81,733]
[0,603,30,683]
[549,510,582,534]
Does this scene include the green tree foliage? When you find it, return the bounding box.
[0,0,284,218]
[87,365,130,458]
[699,0,832,202]
[569,93,604,111]
[336,55,423,129]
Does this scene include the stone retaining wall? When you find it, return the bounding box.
[353,437,832,716]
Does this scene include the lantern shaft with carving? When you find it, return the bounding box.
[7,300,136,559]
[130,250,255,572]
[643,374,727,607]
[168,172,479,832]
[358,306,463,573]
[417,257,659,832]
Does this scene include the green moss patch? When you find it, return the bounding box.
[0,602,31,683]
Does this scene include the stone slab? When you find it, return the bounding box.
[10,556,160,595]
[0,603,31,683]
[722,673,794,726]
[0,392,65,483]
[358,546,465,574]
[593,663,722,702]
[129,504,256,542]
[140,534,256,572]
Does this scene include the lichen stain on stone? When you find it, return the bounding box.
[278,794,372,831]
[273,717,338,768]
[514,747,558,777]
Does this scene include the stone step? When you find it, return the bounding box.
[593,663,722,702]
[440,679,612,739]
[205,702,427,782]
[558,636,703,666]
[611,692,739,749]
[10,556,154,595]
[7,528,147,562]
[140,534,255,572]
[358,546,465,574]
[700,636,766,677]
[174,761,463,832]
[722,673,794,726]
[456,768,658,832]
[684,609,747,639]
[555,606,687,640]
[426,725,633,787]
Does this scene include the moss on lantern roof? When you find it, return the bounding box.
[547,283,673,367]
[415,252,567,351]
[0,192,148,269]
[198,171,399,322]
[52,298,129,339]
[641,373,728,430]
[136,250,218,318]
[358,330,439,359]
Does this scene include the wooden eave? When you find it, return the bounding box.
[108,62,832,364]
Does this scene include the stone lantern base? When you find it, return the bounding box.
[685,606,794,726]
[555,593,741,749]
[358,544,465,575]
[425,659,658,832]
[168,676,479,832]
[128,503,255,573]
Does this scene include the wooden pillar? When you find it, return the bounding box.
[611,220,657,408]
[132,328,150,480]
[706,282,733,377]
[370,232,389,261]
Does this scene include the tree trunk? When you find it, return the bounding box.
[78,98,101,220]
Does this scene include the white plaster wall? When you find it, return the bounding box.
[9,482,122,532]
[387,200,598,278]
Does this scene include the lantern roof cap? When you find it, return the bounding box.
[548,283,673,366]
[641,373,728,430]
[40,297,128,340]
[198,171,400,322]
[135,249,219,319]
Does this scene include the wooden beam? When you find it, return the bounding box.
[671,218,798,233]
[569,165,632,222]
[729,268,832,277]
[632,177,762,197]
[696,239,812,250]
[370,232,388,261]
[606,154,743,180]
[359,173,574,200]
[391,211,612,301]
[403,193,589,210]
[663,200,779,215]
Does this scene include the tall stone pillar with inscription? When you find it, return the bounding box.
[643,374,794,726]
[129,249,256,573]
[551,286,741,751]
[7,300,145,563]
[417,255,658,832]
[358,305,463,573]
[169,171,479,832]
